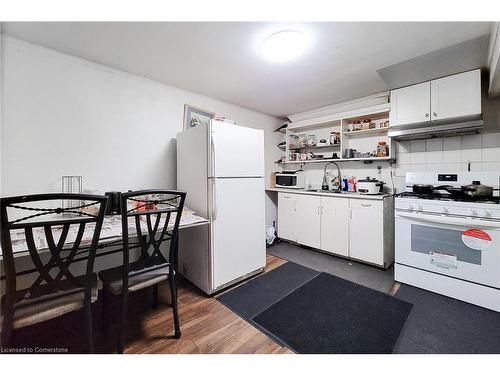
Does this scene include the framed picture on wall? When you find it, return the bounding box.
[183,104,215,130]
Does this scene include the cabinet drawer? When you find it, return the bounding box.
[349,199,383,210]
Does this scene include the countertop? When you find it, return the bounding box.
[266,187,392,201]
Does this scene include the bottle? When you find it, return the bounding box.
[330,132,336,145]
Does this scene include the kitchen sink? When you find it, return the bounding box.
[305,189,352,194]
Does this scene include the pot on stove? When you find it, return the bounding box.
[461,181,493,198]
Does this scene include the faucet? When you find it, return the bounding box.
[322,161,342,191]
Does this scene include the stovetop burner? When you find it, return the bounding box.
[397,191,500,204]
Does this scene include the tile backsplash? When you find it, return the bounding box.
[394,132,500,190]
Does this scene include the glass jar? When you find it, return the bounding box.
[298,134,307,148]
[307,134,317,147]
[377,141,389,157]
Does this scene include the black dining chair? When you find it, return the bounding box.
[0,193,108,352]
[98,189,186,353]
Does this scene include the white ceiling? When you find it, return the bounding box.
[2,22,492,118]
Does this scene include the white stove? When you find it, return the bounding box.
[395,172,500,312]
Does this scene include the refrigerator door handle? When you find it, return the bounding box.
[212,178,218,221]
[210,131,216,177]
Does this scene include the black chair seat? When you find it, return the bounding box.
[1,274,98,330]
[99,257,172,295]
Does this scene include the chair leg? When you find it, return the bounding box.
[1,312,14,348]
[169,270,181,339]
[101,288,110,331]
[84,297,94,353]
[152,284,159,309]
[117,293,127,354]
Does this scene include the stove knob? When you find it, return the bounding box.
[418,205,423,211]
[409,204,414,210]
[442,207,449,214]
[485,211,492,218]
[470,209,478,216]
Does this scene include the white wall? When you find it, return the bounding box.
[0,35,283,225]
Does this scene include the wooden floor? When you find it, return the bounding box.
[8,255,293,354]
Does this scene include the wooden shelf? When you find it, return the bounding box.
[282,103,393,166]
[283,156,393,164]
[341,156,393,162]
[343,127,389,136]
[289,144,341,151]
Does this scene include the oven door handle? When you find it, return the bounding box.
[396,211,500,229]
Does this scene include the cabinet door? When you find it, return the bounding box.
[349,200,384,266]
[320,197,349,257]
[295,195,321,249]
[278,193,297,242]
[430,69,481,121]
[390,82,431,126]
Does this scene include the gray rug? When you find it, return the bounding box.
[395,285,500,353]
[253,272,413,354]
[268,242,395,294]
[217,262,319,319]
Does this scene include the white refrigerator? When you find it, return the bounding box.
[176,120,266,294]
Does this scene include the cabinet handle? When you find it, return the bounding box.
[349,208,352,219]
[433,112,438,117]
[361,203,372,207]
[425,113,429,118]
[321,206,324,215]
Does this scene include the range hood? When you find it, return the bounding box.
[388,117,483,140]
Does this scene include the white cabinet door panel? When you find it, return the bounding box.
[278,193,297,242]
[295,195,321,249]
[390,82,431,126]
[431,69,481,121]
[349,203,384,266]
[320,197,349,257]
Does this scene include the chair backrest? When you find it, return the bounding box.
[0,193,108,304]
[120,190,186,280]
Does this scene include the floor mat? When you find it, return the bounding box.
[251,272,412,353]
[395,284,500,353]
[217,261,319,319]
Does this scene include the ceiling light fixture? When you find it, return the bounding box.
[261,30,309,63]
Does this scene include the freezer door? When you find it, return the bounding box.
[210,121,264,178]
[211,177,266,289]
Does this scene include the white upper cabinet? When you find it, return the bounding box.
[390,82,431,127]
[430,69,481,121]
[390,69,481,127]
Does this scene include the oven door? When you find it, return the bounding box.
[395,210,500,288]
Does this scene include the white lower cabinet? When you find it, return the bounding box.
[320,197,349,257]
[295,194,321,249]
[348,200,384,266]
[277,193,298,242]
[277,192,393,268]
